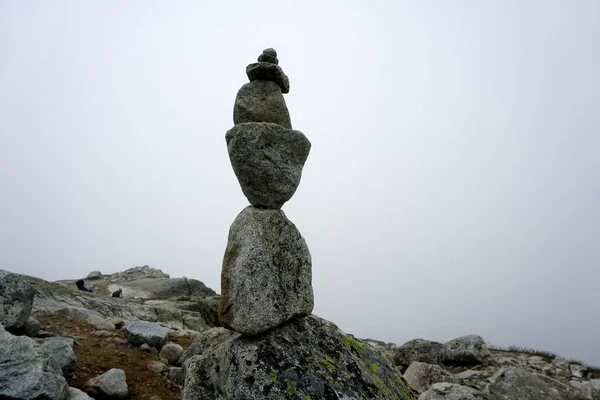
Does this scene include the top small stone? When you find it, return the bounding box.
[262,48,277,57]
[258,48,279,65]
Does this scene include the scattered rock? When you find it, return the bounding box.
[140,343,151,351]
[219,206,313,335]
[41,337,77,375]
[168,367,185,385]
[0,270,35,330]
[234,81,292,128]
[148,361,169,374]
[404,361,453,393]
[159,342,184,366]
[85,271,103,280]
[393,339,445,369]
[0,324,68,400]
[22,316,41,337]
[182,315,414,400]
[225,122,311,209]
[246,62,290,93]
[488,367,580,399]
[84,368,129,399]
[123,321,168,348]
[418,382,494,400]
[571,363,587,379]
[68,386,94,400]
[444,335,491,366]
[110,318,125,329]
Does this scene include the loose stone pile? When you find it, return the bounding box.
[219,48,313,335]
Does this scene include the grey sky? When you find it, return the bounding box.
[1,1,599,364]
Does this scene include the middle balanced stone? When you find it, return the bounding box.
[219,206,314,335]
[226,122,311,209]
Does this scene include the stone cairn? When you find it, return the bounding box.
[219,48,313,335]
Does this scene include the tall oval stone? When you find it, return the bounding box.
[219,207,313,335]
[233,81,292,128]
[226,122,311,209]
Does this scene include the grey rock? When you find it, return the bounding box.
[404,361,453,393]
[140,343,151,351]
[123,321,168,348]
[168,367,185,385]
[93,330,112,338]
[108,265,170,282]
[23,316,41,337]
[107,277,216,300]
[489,367,582,400]
[591,379,600,400]
[570,380,592,398]
[84,368,128,399]
[41,337,77,375]
[182,315,414,400]
[444,335,491,365]
[246,62,290,93]
[0,270,35,330]
[85,271,103,280]
[179,327,239,366]
[570,363,586,378]
[226,122,311,209]
[393,339,445,369]
[0,324,69,400]
[68,387,94,400]
[159,342,184,366]
[263,48,277,57]
[418,382,495,400]
[219,207,313,335]
[258,53,279,64]
[234,81,292,128]
[148,361,169,374]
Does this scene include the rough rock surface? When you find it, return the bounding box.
[404,361,452,393]
[41,337,77,375]
[85,271,103,280]
[84,368,129,399]
[108,265,170,282]
[246,62,290,93]
[179,326,239,366]
[394,339,446,370]
[488,367,584,400]
[444,335,491,366]
[226,122,311,209]
[418,382,494,400]
[68,387,94,400]
[0,270,35,330]
[234,81,292,128]
[124,321,168,348]
[107,277,216,300]
[0,324,69,400]
[159,342,184,365]
[219,207,313,335]
[23,316,41,337]
[183,315,414,400]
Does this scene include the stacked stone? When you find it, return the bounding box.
[219,48,313,336]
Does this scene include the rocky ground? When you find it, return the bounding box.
[2,266,599,399]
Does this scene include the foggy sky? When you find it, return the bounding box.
[1,1,599,364]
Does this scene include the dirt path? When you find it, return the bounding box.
[38,314,194,400]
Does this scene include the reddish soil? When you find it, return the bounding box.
[37,314,195,400]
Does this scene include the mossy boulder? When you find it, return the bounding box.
[182,315,416,400]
